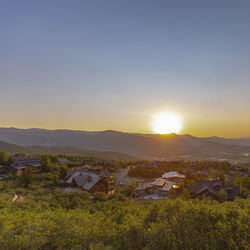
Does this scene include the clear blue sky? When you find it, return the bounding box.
[1,0,250,136]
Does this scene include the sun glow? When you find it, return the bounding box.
[152,112,182,134]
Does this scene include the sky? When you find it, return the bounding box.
[0,0,250,137]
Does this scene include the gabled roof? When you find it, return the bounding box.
[195,185,218,197]
[66,172,101,191]
[188,180,240,200]
[188,180,222,195]
[159,181,175,192]
[10,157,41,170]
[83,175,101,191]
[152,178,166,187]
[135,182,153,191]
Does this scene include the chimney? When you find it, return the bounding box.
[87,176,92,183]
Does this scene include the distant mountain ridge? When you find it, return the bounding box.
[201,136,250,147]
[0,127,250,160]
[0,140,138,161]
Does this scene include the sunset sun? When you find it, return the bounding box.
[152,112,182,134]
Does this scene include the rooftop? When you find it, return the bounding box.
[66,172,101,191]
[152,178,166,187]
[135,182,153,191]
[162,171,185,179]
[159,181,175,192]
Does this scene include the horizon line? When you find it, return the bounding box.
[0,126,249,139]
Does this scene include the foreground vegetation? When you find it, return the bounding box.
[0,181,249,249]
[0,151,249,249]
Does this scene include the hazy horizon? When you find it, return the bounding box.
[1,0,250,137]
[0,126,250,139]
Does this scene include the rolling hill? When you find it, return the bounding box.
[0,127,250,161]
[0,141,138,161]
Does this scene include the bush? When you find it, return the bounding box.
[93,192,108,201]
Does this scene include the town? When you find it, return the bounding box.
[0,150,248,202]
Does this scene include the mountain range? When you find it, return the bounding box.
[0,141,138,161]
[0,127,250,161]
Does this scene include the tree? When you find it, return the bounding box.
[218,188,227,202]
[93,192,108,201]
[59,165,69,179]
[23,166,34,187]
[185,169,192,179]
[41,156,51,172]
[240,187,248,198]
[0,150,10,165]
[53,172,59,185]
[120,183,136,197]
[219,175,226,186]
[181,188,190,199]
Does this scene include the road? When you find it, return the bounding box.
[116,166,133,185]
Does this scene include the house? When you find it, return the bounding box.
[135,182,153,197]
[58,157,69,164]
[66,172,109,193]
[135,178,179,198]
[162,171,185,182]
[152,178,166,193]
[188,180,240,200]
[10,156,41,176]
[159,181,176,197]
[188,180,221,199]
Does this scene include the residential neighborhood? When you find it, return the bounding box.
[0,150,248,201]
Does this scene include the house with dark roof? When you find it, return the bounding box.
[135,178,180,197]
[10,156,41,176]
[66,172,109,193]
[188,180,240,200]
